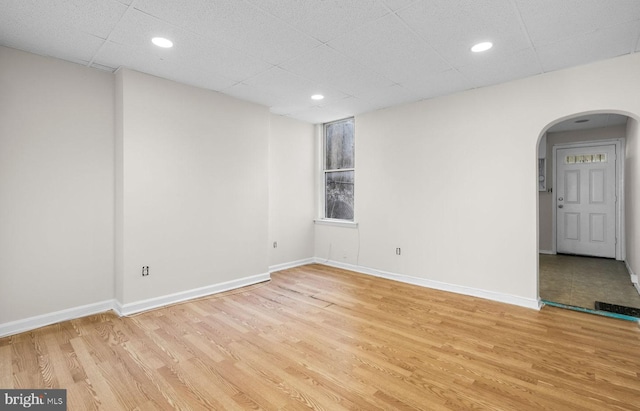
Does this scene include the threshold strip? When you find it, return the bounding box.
[541,299,639,323]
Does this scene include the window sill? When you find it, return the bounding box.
[314,219,358,228]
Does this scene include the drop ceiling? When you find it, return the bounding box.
[2,0,640,124]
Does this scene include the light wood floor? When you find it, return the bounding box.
[2,264,640,410]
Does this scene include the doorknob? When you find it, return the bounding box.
[558,205,564,208]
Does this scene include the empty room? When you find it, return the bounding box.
[1,1,640,410]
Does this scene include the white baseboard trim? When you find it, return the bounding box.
[314,258,541,310]
[1,273,271,337]
[0,300,116,338]
[538,250,555,255]
[114,272,271,317]
[269,258,315,273]
[626,261,638,284]
[625,261,640,296]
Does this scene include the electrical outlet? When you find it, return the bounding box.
[142,266,149,276]
[273,241,278,248]
[396,247,401,255]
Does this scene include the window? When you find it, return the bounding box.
[323,118,355,221]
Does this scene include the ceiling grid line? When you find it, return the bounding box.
[508,0,544,74]
[2,0,640,124]
[87,0,139,69]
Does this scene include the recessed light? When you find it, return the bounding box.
[471,41,493,52]
[575,119,589,123]
[152,37,173,48]
[311,94,324,101]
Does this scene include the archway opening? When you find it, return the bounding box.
[536,111,640,318]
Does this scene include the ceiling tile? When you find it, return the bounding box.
[246,0,390,43]
[456,47,542,88]
[243,67,349,107]
[328,14,451,83]
[280,105,354,124]
[222,83,287,108]
[279,45,395,96]
[397,0,532,67]
[133,0,321,65]
[398,69,473,100]
[318,97,385,118]
[97,40,238,90]
[351,84,420,111]
[536,21,640,72]
[1,0,128,40]
[1,0,639,124]
[0,0,128,64]
[96,9,271,83]
[227,67,352,115]
[0,28,103,67]
[515,0,640,47]
[380,0,420,12]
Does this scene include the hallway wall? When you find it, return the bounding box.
[538,124,627,252]
[626,118,640,283]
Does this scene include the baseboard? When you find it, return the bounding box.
[0,261,542,337]
[626,260,638,283]
[269,258,315,273]
[538,250,555,255]
[1,273,271,337]
[0,300,116,338]
[114,272,271,317]
[313,258,541,310]
[625,261,640,296]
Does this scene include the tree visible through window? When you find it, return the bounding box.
[324,118,354,220]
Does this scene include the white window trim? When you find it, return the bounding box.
[314,219,359,228]
[316,118,356,223]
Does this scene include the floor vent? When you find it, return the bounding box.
[595,301,640,318]
[542,300,636,322]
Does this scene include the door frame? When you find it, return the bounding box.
[551,138,625,260]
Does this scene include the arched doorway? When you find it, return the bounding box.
[537,112,640,318]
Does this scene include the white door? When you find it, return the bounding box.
[556,144,616,258]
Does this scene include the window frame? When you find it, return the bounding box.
[320,117,355,223]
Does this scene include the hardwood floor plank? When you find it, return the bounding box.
[66,379,101,410]
[227,346,312,410]
[182,358,247,411]
[0,344,13,388]
[68,337,123,409]
[1,264,640,410]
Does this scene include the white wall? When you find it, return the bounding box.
[1,47,300,333]
[115,69,270,306]
[315,52,640,307]
[538,125,627,252]
[3,43,640,333]
[626,118,640,278]
[0,46,115,323]
[268,115,315,268]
